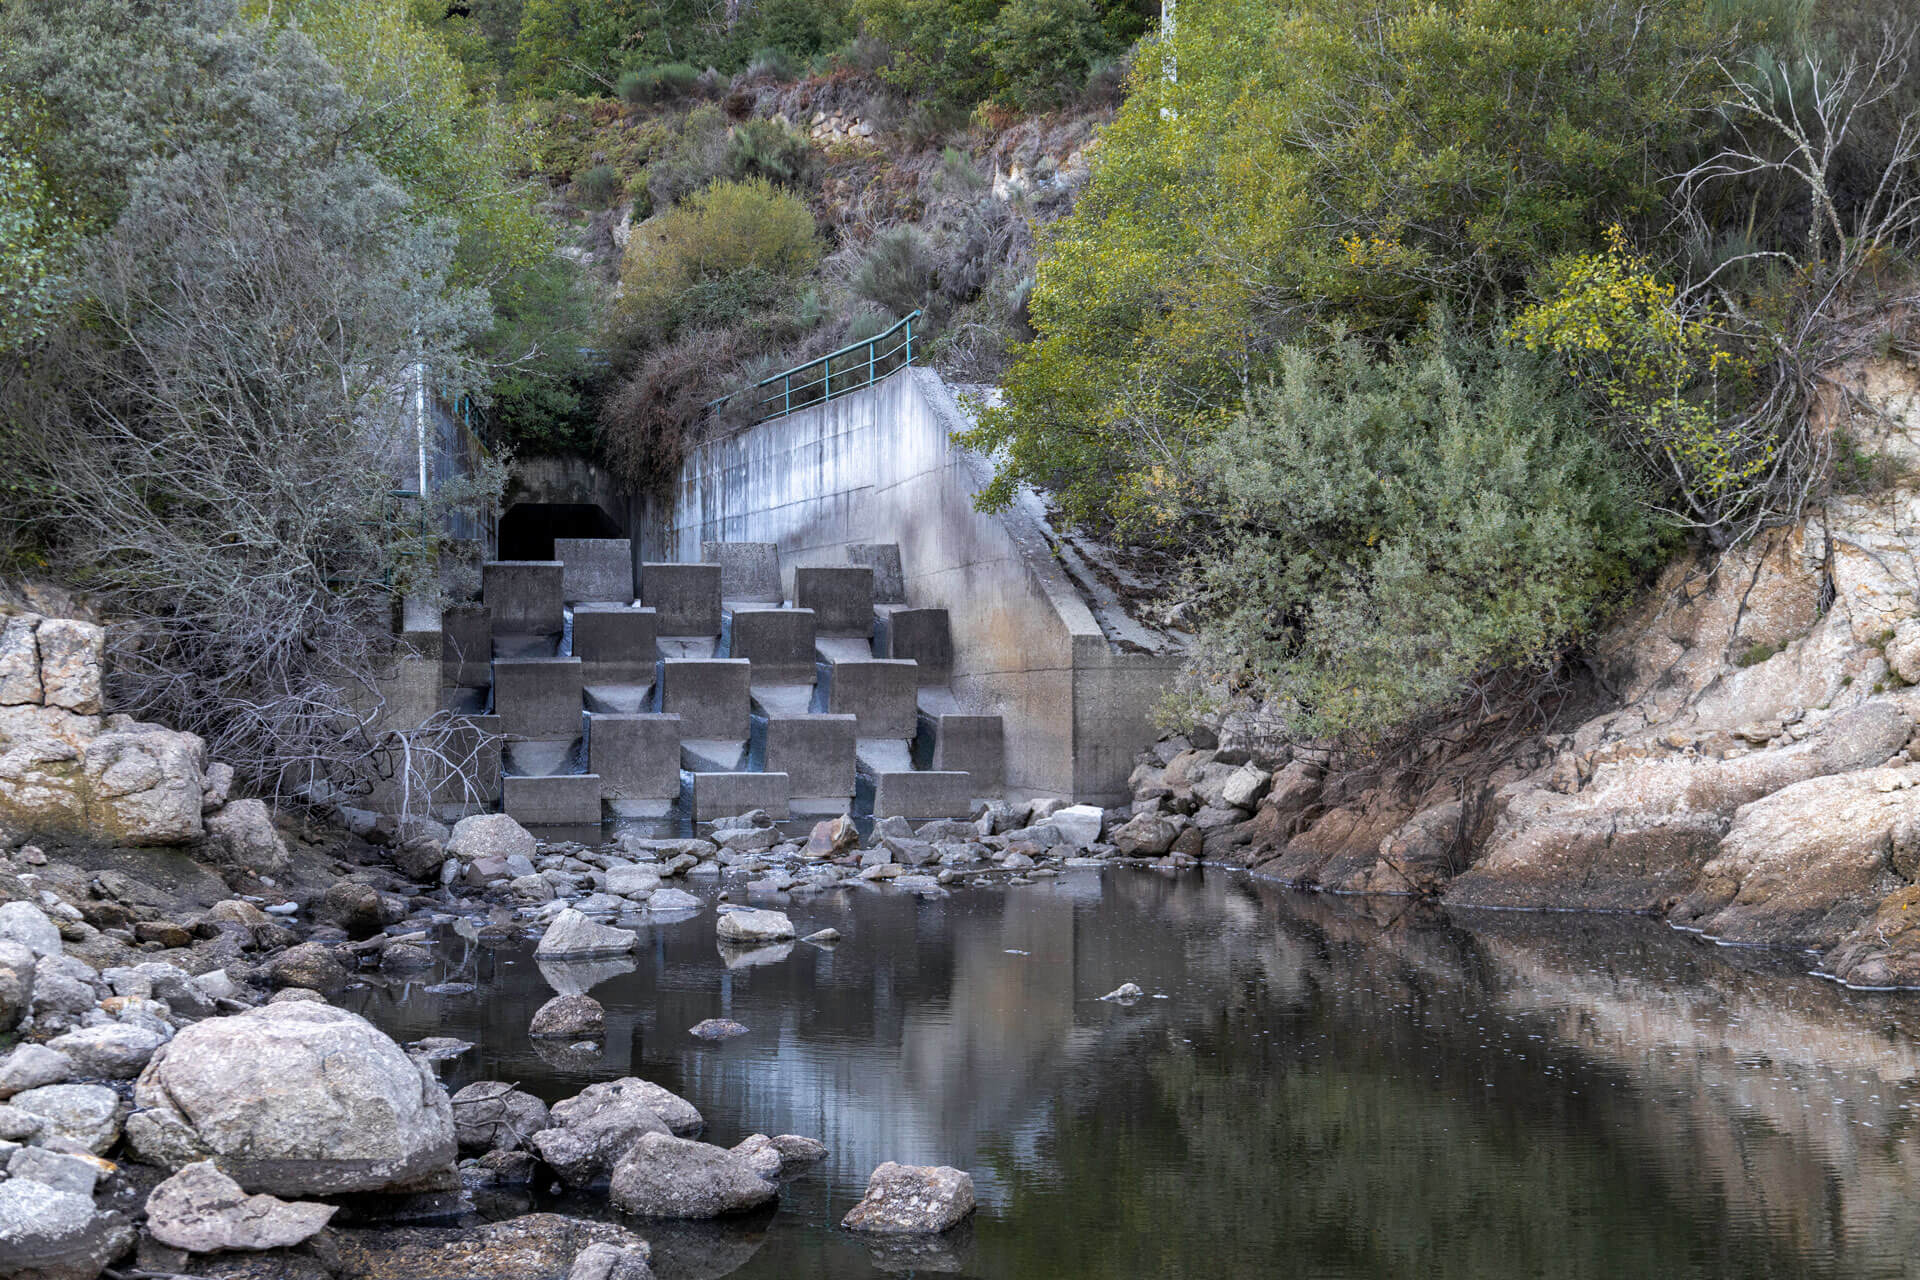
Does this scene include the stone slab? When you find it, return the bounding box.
[875,607,951,685]
[690,773,791,821]
[764,714,856,801]
[869,771,973,821]
[504,773,603,826]
[659,659,751,740]
[492,657,584,739]
[824,659,920,738]
[723,608,817,680]
[483,561,564,635]
[572,605,658,685]
[927,713,1004,793]
[848,544,906,604]
[641,563,722,636]
[794,566,875,636]
[554,538,635,605]
[441,603,491,689]
[702,542,783,604]
[588,713,682,802]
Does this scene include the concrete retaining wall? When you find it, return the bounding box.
[639,368,1179,803]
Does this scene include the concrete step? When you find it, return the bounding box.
[492,631,559,661]
[584,682,655,715]
[689,772,789,821]
[702,541,782,604]
[794,566,874,636]
[571,604,657,684]
[922,712,1004,792]
[554,538,634,604]
[764,714,856,810]
[750,682,816,718]
[640,562,722,636]
[587,712,682,807]
[848,544,905,604]
[501,738,581,778]
[862,770,973,821]
[874,606,952,685]
[680,738,749,772]
[819,658,919,737]
[658,658,751,739]
[721,607,816,680]
[483,561,564,636]
[441,603,491,688]
[492,656,584,739]
[504,773,602,826]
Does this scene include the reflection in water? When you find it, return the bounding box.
[346,871,1920,1279]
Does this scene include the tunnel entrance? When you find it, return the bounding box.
[498,502,624,562]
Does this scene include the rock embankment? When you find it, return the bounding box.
[1121,357,1920,990]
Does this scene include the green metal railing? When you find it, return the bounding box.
[710,310,920,426]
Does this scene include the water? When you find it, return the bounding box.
[344,869,1920,1279]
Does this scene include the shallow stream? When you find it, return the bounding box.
[347,869,1920,1279]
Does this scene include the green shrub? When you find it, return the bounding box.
[745,47,800,81]
[850,225,937,315]
[617,176,820,340]
[619,62,701,105]
[645,103,731,209]
[980,0,1116,112]
[573,163,622,207]
[1176,323,1656,746]
[725,118,812,186]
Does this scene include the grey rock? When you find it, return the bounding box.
[1050,805,1105,848]
[551,1077,703,1137]
[841,1162,976,1234]
[123,1003,456,1195]
[769,1133,829,1168]
[509,873,555,904]
[567,1240,656,1280]
[205,799,291,875]
[803,928,841,944]
[0,938,33,1032]
[714,908,794,943]
[529,994,604,1039]
[1099,982,1145,1002]
[267,942,348,992]
[688,1018,749,1040]
[532,1101,670,1186]
[0,1103,44,1141]
[447,813,538,862]
[8,1084,119,1154]
[647,887,701,914]
[0,1045,73,1098]
[451,1081,549,1154]
[45,1024,166,1079]
[8,1145,102,1196]
[607,1133,779,1218]
[0,901,61,958]
[201,761,236,811]
[606,863,662,898]
[145,1161,336,1253]
[731,1133,782,1180]
[0,1177,134,1280]
[534,909,637,960]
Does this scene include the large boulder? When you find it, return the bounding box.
[83,722,206,845]
[124,1003,457,1196]
[714,908,794,944]
[535,909,637,960]
[840,1162,976,1234]
[44,1023,166,1079]
[0,938,34,1032]
[550,1078,703,1137]
[530,1099,669,1186]
[0,901,62,958]
[447,813,537,863]
[144,1161,336,1253]
[0,613,41,705]
[204,799,291,876]
[606,1133,779,1218]
[34,620,104,715]
[529,994,604,1039]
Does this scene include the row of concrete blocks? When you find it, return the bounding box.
[502,767,978,826]
[481,557,898,640]
[491,656,931,741]
[529,537,907,613]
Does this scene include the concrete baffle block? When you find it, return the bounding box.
[794,566,875,636]
[441,603,492,689]
[869,771,973,821]
[875,607,952,685]
[554,538,634,604]
[483,561,564,636]
[848,544,906,604]
[927,714,1004,793]
[723,608,817,680]
[659,658,751,740]
[572,605,658,685]
[641,563,723,636]
[702,542,783,604]
[588,712,683,803]
[492,657,584,739]
[764,714,856,803]
[691,772,791,821]
[822,658,919,738]
[504,773,603,826]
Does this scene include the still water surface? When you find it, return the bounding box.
[348,869,1920,1279]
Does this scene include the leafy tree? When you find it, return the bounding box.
[478,255,607,456]
[981,0,1118,111]
[854,0,1142,110]
[961,0,1730,524]
[0,95,75,353]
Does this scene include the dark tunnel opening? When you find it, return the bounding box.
[497,502,624,562]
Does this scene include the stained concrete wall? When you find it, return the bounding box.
[638,368,1179,804]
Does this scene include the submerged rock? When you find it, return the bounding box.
[144,1161,336,1253]
[607,1132,779,1218]
[311,1214,650,1280]
[841,1161,976,1234]
[1099,982,1145,1002]
[124,1003,456,1196]
[688,1018,749,1041]
[567,1240,656,1280]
